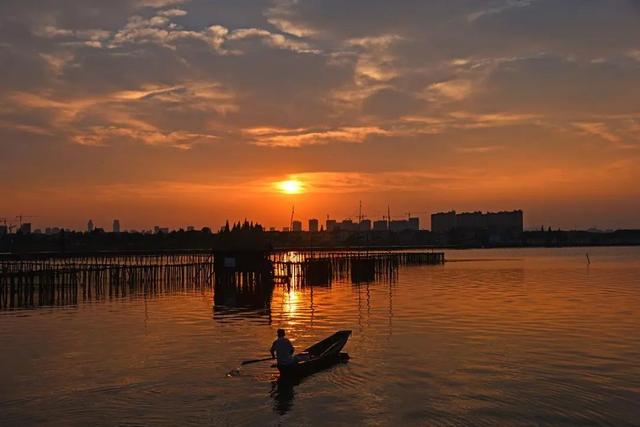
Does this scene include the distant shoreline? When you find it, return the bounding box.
[2,228,639,256]
[0,243,638,259]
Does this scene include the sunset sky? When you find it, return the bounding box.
[1,0,639,231]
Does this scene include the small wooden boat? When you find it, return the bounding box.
[278,330,352,378]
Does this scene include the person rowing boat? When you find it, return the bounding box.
[270,329,299,368]
[275,330,351,378]
[235,330,349,378]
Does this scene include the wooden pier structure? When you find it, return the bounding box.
[0,250,214,310]
[270,250,445,286]
[0,249,444,310]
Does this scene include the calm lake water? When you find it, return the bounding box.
[1,247,639,426]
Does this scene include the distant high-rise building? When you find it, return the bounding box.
[431,210,523,234]
[326,219,337,232]
[431,211,456,233]
[389,220,409,232]
[112,219,120,233]
[87,219,94,232]
[340,219,357,232]
[292,220,302,232]
[408,217,420,231]
[19,223,31,234]
[308,218,319,232]
[485,210,524,233]
[0,225,7,235]
[373,220,388,231]
[456,211,485,229]
[359,219,371,231]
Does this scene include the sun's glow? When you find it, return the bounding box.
[277,179,304,194]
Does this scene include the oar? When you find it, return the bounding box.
[241,357,273,366]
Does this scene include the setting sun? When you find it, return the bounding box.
[277,179,304,194]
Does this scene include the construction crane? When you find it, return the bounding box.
[1,218,16,233]
[385,205,391,226]
[0,217,11,233]
[347,201,368,223]
[290,205,295,230]
[15,214,37,226]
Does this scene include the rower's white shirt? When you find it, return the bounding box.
[271,337,294,365]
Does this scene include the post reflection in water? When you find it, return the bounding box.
[212,272,274,324]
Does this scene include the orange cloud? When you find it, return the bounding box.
[573,122,621,143]
[73,126,218,149]
[243,126,389,147]
[428,79,475,101]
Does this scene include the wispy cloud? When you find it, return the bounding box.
[347,34,404,83]
[467,0,535,22]
[400,112,539,135]
[258,170,483,194]
[6,80,236,148]
[450,112,540,128]
[627,50,640,61]
[39,51,75,75]
[259,166,605,196]
[455,145,501,154]
[136,0,190,8]
[243,126,389,147]
[158,8,187,17]
[228,27,319,53]
[0,120,52,136]
[32,8,320,56]
[427,79,475,101]
[73,126,217,149]
[266,0,318,37]
[573,121,621,143]
[107,11,319,54]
